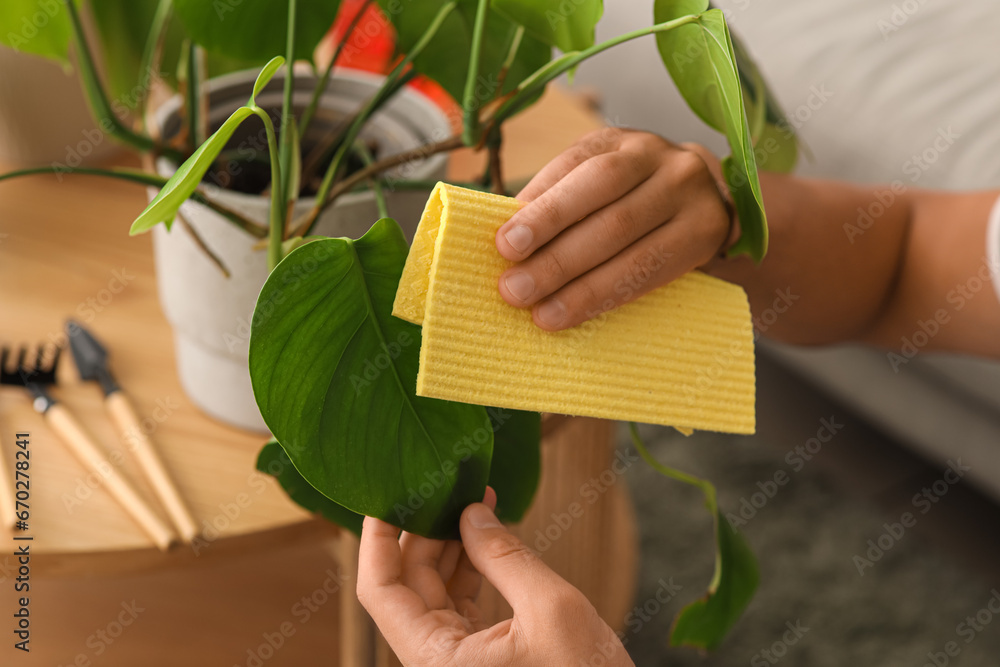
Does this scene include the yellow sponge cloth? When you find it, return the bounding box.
[393,182,756,434]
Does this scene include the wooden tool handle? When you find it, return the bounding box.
[0,434,16,530]
[45,404,176,551]
[105,391,199,542]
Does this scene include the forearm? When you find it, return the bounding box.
[706,171,1000,357]
[859,189,1000,358]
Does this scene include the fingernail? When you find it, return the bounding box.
[504,225,533,253]
[468,504,500,528]
[536,299,567,328]
[504,272,535,302]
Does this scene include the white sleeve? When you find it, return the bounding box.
[988,194,1000,302]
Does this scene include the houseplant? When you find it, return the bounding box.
[1,0,796,650]
[0,0,453,429]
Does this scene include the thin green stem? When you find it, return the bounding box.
[0,166,268,238]
[491,14,701,126]
[0,165,165,187]
[252,107,287,270]
[277,0,298,218]
[495,24,525,93]
[627,424,717,510]
[486,129,504,195]
[184,41,202,152]
[628,423,722,590]
[299,0,376,139]
[63,0,182,163]
[461,0,490,146]
[290,133,463,239]
[299,68,415,190]
[135,0,173,127]
[308,2,457,231]
[353,142,387,217]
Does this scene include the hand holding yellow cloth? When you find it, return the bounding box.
[394,182,755,434]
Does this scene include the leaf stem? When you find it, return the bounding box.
[495,24,525,94]
[299,0,376,138]
[353,141,388,217]
[178,212,230,277]
[487,135,504,195]
[490,14,700,126]
[183,41,202,152]
[290,133,463,239]
[63,0,182,163]
[251,107,287,270]
[0,165,268,238]
[135,0,173,129]
[461,0,490,145]
[299,69,416,192]
[307,2,457,231]
[277,0,298,218]
[627,423,722,590]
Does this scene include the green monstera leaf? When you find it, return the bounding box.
[0,0,72,64]
[172,0,340,64]
[492,0,603,53]
[382,0,551,104]
[249,220,494,539]
[487,408,541,522]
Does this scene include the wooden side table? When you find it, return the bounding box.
[0,85,636,666]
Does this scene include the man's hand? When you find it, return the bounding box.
[357,492,633,667]
[496,128,732,331]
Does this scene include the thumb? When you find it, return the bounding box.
[460,503,575,616]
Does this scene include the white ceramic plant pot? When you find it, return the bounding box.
[149,68,451,432]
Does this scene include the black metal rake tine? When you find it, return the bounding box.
[0,346,11,384]
[0,343,62,386]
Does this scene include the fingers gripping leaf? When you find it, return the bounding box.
[249,220,493,539]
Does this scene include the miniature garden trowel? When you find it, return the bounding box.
[67,321,199,543]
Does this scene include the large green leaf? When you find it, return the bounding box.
[257,440,364,535]
[670,510,760,650]
[249,221,494,539]
[487,408,540,523]
[653,1,767,261]
[0,0,72,63]
[129,104,254,234]
[492,0,603,53]
[172,0,340,64]
[382,0,551,105]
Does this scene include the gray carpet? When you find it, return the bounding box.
[619,360,1000,666]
